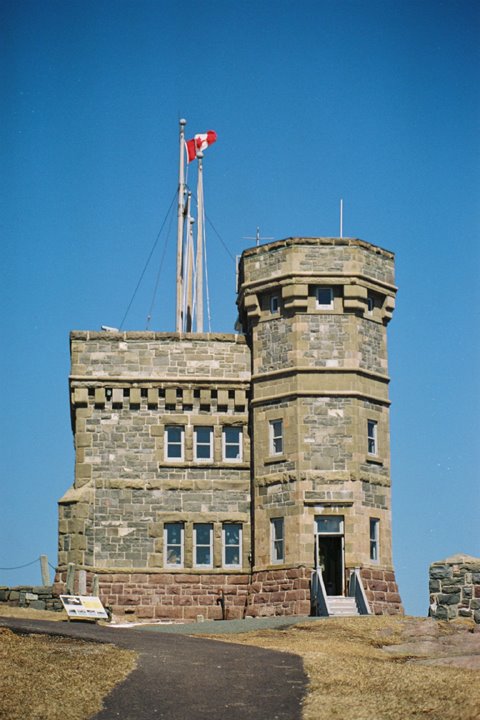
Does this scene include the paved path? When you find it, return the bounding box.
[1,616,307,720]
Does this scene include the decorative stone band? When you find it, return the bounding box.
[70,384,250,411]
[250,388,391,408]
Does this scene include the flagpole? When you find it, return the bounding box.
[176,118,187,333]
[196,152,204,333]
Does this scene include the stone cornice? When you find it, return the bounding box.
[251,389,391,407]
[252,365,390,384]
[238,270,398,296]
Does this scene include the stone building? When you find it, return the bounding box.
[57,237,403,620]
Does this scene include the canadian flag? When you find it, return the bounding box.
[185,130,217,163]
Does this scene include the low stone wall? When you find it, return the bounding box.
[429,554,480,624]
[0,585,63,612]
[54,567,312,620]
[360,568,403,615]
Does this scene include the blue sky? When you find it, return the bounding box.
[1,0,479,616]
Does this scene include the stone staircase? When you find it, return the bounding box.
[326,596,359,617]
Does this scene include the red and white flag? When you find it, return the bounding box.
[185,130,217,163]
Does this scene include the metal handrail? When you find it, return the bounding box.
[310,568,330,617]
[348,568,371,615]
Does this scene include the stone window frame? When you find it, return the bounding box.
[194,425,214,462]
[164,425,185,461]
[222,523,242,568]
[271,517,285,564]
[164,522,184,568]
[269,419,284,456]
[222,425,243,462]
[369,518,380,562]
[193,523,214,568]
[367,419,378,456]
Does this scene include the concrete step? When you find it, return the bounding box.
[327,596,359,616]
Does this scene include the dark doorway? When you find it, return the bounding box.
[317,536,343,595]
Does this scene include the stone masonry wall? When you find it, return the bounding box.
[360,568,403,615]
[429,554,480,624]
[0,585,63,612]
[54,567,311,620]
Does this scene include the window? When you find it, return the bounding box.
[223,523,242,567]
[271,517,285,563]
[194,426,213,461]
[270,295,279,313]
[315,516,344,535]
[164,523,184,567]
[194,523,213,567]
[270,419,283,456]
[222,426,242,462]
[367,420,377,455]
[367,295,374,314]
[316,287,333,309]
[165,425,184,460]
[370,518,380,562]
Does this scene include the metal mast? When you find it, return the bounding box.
[175,118,186,333]
[195,152,204,332]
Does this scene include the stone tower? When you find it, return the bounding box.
[237,237,402,614]
[57,235,403,618]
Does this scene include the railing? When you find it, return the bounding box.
[310,568,330,617]
[348,568,371,615]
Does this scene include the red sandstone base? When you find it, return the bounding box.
[54,566,403,620]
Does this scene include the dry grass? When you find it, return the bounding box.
[0,616,137,720]
[205,616,480,720]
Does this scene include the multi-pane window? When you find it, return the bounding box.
[164,523,184,567]
[270,419,283,456]
[194,523,213,567]
[222,426,242,462]
[271,517,285,563]
[223,523,242,567]
[194,426,213,461]
[367,420,378,455]
[316,287,333,308]
[165,425,184,460]
[370,518,380,562]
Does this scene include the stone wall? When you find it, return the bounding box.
[360,569,403,615]
[429,554,480,624]
[0,585,63,612]
[54,567,311,620]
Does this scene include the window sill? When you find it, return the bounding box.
[265,455,287,465]
[160,461,250,469]
[366,456,383,466]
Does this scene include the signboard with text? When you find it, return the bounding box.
[60,595,109,620]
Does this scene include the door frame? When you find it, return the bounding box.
[314,515,345,596]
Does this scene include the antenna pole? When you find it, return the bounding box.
[196,152,204,332]
[176,118,187,333]
[340,198,343,239]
